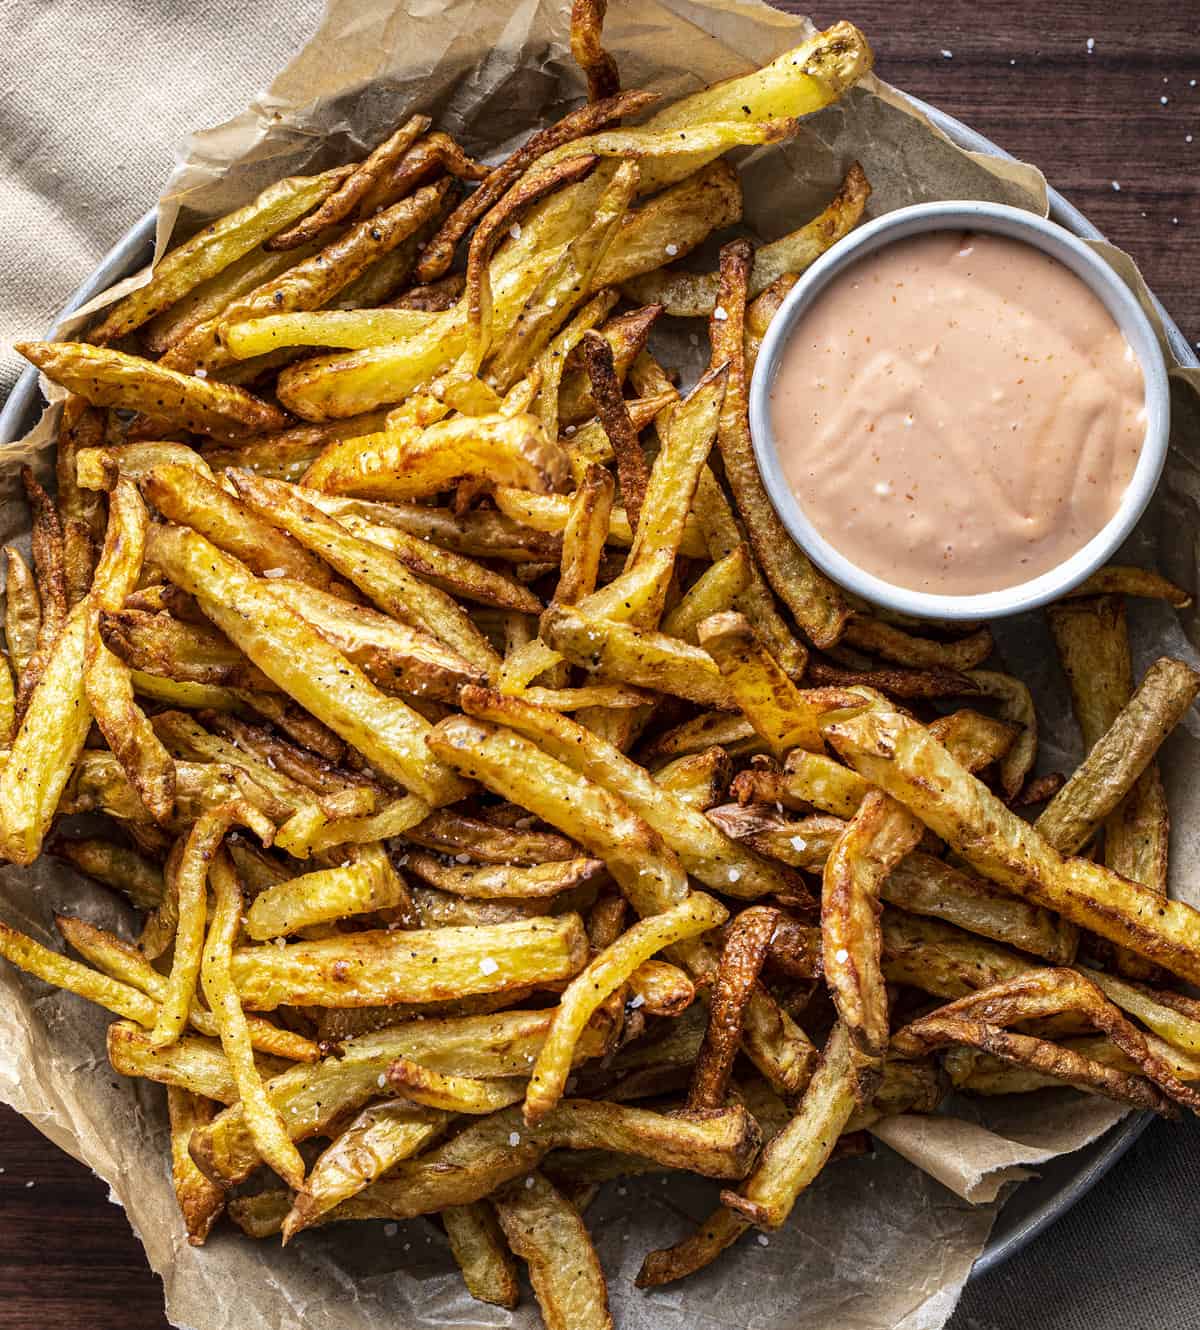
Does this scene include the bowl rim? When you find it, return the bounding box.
[748,199,1172,622]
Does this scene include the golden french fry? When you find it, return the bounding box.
[825,708,1200,986]
[731,750,872,819]
[51,838,164,910]
[387,1058,526,1114]
[100,610,277,693]
[405,852,606,901]
[1035,657,1199,855]
[526,893,727,1123]
[406,808,576,865]
[108,1021,239,1104]
[965,669,1037,801]
[4,546,41,681]
[623,162,870,317]
[494,1171,611,1330]
[443,1202,520,1310]
[636,1206,749,1288]
[661,546,752,644]
[707,240,849,649]
[720,1022,858,1230]
[147,524,469,804]
[87,165,354,342]
[230,914,588,1009]
[1067,565,1192,607]
[245,849,410,939]
[202,851,307,1188]
[284,1101,448,1239]
[17,341,285,441]
[167,1087,225,1245]
[652,747,730,812]
[76,441,215,491]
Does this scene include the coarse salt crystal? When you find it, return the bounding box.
[757,1234,770,1246]
[193,367,208,379]
[384,1222,398,1237]
[1112,181,1121,191]
[629,993,645,1009]
[525,1175,536,1188]
[1173,217,1180,225]
[728,868,741,882]
[940,49,952,58]
[510,223,522,239]
[546,295,557,308]
[455,852,472,864]
[479,956,500,975]
[665,243,679,256]
[262,567,287,578]
[790,835,808,852]
[378,1073,388,1087]
[1086,37,1095,52]
[564,424,576,436]
[1187,135,1194,143]
[509,1132,521,1146]
[713,305,728,321]
[1161,96,1170,105]
[835,948,849,964]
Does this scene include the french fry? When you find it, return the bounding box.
[698,612,847,754]
[661,546,752,644]
[407,808,576,865]
[405,852,606,900]
[202,850,307,1188]
[87,165,354,342]
[627,958,695,1016]
[16,341,286,441]
[230,914,588,1009]
[688,905,777,1110]
[386,1058,526,1113]
[82,479,176,825]
[806,658,979,701]
[268,114,431,250]
[167,1087,225,1245]
[1067,565,1192,607]
[416,90,659,283]
[354,131,488,217]
[720,1022,858,1230]
[202,410,393,482]
[623,162,870,316]
[142,463,337,588]
[52,837,164,910]
[456,688,811,904]
[56,914,319,1062]
[636,1206,749,1288]
[284,1101,449,1239]
[559,305,665,428]
[708,240,849,649]
[442,1202,520,1310]
[965,669,1037,801]
[579,329,650,531]
[108,1021,239,1104]
[172,179,452,373]
[494,1171,612,1330]
[190,1010,616,1185]
[732,749,872,819]
[76,441,215,491]
[1035,657,1199,855]
[745,273,798,376]
[244,849,410,939]
[571,0,618,101]
[652,747,730,812]
[825,708,1200,986]
[4,547,41,681]
[493,488,709,558]
[822,791,925,1069]
[100,610,278,693]
[526,892,727,1122]
[147,524,470,803]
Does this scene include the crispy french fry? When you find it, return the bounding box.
[405,852,606,901]
[628,958,695,1016]
[167,1087,225,1245]
[17,341,285,441]
[745,273,798,376]
[623,162,870,316]
[147,524,470,804]
[636,1206,749,1288]
[661,546,752,644]
[284,1101,449,1239]
[87,165,354,342]
[76,442,215,491]
[1035,657,1199,855]
[688,905,777,1111]
[571,0,618,101]
[1067,565,1191,607]
[4,547,40,681]
[826,709,1200,986]
[100,610,277,693]
[190,1010,616,1184]
[442,1202,520,1310]
[51,838,164,910]
[526,893,727,1123]
[732,750,872,819]
[720,1022,858,1230]
[845,617,994,671]
[652,747,730,812]
[108,1021,239,1104]
[965,669,1037,801]
[494,1171,612,1330]
[230,914,588,1009]
[244,849,410,939]
[202,851,306,1188]
[386,1058,526,1114]
[708,240,849,649]
[456,688,810,904]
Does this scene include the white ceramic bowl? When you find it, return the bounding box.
[748,201,1172,621]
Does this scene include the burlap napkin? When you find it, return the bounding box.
[0,0,325,394]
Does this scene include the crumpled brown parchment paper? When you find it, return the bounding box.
[2,1,1199,1328]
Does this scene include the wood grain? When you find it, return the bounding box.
[0,5,1195,1327]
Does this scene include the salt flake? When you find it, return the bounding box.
[835,948,849,964]
[713,305,728,322]
[664,243,679,256]
[790,835,808,852]
[479,956,500,975]
[629,993,645,1010]
[509,1132,521,1146]
[262,567,287,579]
[940,49,953,59]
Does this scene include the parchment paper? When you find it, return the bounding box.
[3,1,1200,1328]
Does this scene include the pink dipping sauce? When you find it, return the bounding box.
[768,230,1146,594]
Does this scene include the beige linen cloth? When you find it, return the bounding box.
[0,0,325,395]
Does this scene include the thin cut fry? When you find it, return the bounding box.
[442,1202,520,1310]
[1067,565,1192,607]
[571,0,619,102]
[167,1087,225,1245]
[387,1058,526,1114]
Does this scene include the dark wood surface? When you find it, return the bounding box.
[1,4,1197,1327]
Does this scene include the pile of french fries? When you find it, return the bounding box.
[6,6,1200,1324]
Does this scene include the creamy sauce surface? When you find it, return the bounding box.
[768,230,1146,594]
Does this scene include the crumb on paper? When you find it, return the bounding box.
[1112,181,1121,191]
[940,49,952,59]
[1086,37,1095,53]
[384,1222,398,1237]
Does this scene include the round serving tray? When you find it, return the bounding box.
[1,98,1193,1282]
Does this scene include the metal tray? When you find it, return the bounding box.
[1,98,1194,1282]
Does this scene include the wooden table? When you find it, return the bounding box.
[1,3,1196,1326]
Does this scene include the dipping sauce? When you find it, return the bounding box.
[768,230,1147,594]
